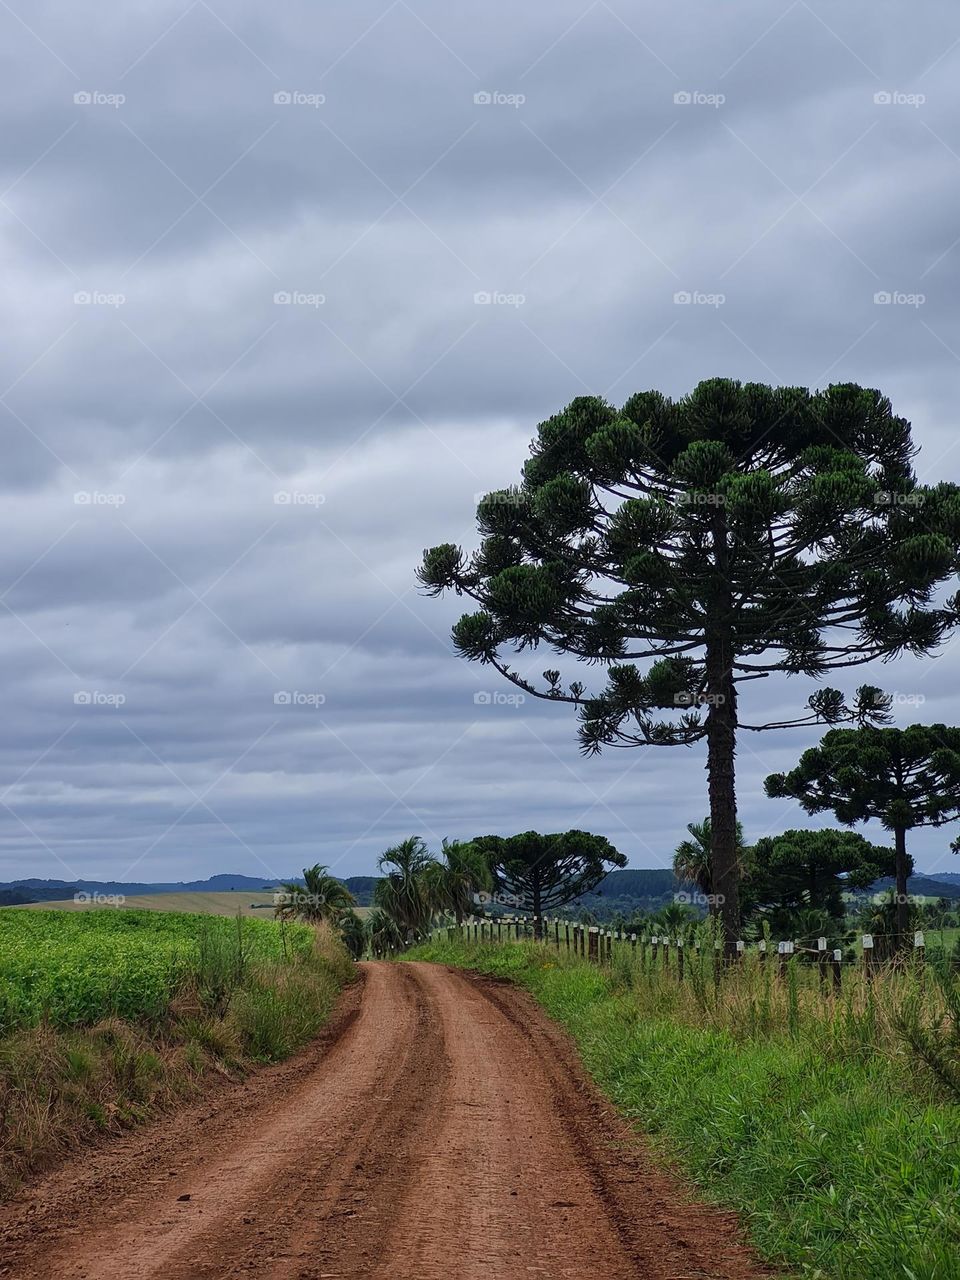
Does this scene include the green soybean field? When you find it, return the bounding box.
[0,908,313,1034]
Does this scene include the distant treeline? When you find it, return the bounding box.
[3,868,959,915]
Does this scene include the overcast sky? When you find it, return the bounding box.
[2,1,960,886]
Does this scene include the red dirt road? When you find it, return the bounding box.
[0,963,770,1279]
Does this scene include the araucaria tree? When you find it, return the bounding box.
[743,827,896,928]
[472,830,625,937]
[419,380,960,949]
[765,725,960,947]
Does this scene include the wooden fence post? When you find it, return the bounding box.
[676,937,684,982]
[914,930,925,971]
[818,937,828,990]
[588,926,599,963]
[832,948,842,994]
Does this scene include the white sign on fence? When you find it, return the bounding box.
[862,934,874,950]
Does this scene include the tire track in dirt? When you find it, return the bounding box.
[0,962,773,1280]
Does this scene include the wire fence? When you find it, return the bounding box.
[430,915,939,988]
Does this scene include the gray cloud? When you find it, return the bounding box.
[2,0,960,884]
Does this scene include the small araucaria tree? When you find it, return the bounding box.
[471,829,626,937]
[419,380,960,950]
[765,725,960,947]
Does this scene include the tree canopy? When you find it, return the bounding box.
[765,725,960,945]
[420,379,960,946]
[743,827,897,924]
[472,829,626,935]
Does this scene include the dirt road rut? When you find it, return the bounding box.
[0,962,769,1279]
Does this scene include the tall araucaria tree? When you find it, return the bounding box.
[765,725,960,947]
[418,380,960,951]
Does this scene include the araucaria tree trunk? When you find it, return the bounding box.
[706,643,739,953]
[894,826,909,948]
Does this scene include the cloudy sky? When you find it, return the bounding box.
[2,0,960,886]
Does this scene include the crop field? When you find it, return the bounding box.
[18,892,372,921]
[0,908,313,1034]
[19,891,285,920]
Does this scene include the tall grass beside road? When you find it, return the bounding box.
[408,936,960,1280]
[0,910,355,1193]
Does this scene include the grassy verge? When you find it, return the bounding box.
[407,938,960,1280]
[0,916,355,1193]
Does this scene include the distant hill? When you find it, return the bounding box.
[570,868,684,919]
[0,873,380,907]
[860,875,960,900]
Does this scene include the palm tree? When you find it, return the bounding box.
[338,909,366,960]
[673,817,748,903]
[274,864,356,925]
[423,838,493,926]
[653,902,698,936]
[365,906,407,956]
[374,836,438,943]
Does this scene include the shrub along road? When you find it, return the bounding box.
[0,962,768,1279]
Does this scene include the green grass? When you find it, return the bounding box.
[407,937,960,1280]
[0,911,355,1192]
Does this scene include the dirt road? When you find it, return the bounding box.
[0,963,769,1279]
